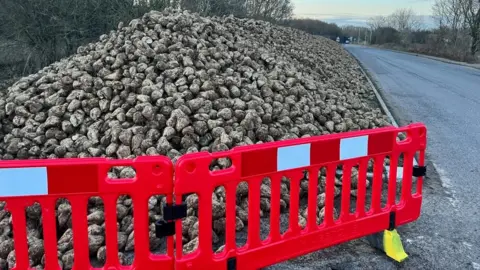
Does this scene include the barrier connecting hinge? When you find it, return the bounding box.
[412,165,426,177]
[155,203,187,238]
[227,257,237,270]
[388,211,396,231]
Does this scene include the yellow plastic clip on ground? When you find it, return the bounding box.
[383,229,408,263]
[366,228,408,263]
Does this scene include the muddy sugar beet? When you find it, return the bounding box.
[0,9,389,268]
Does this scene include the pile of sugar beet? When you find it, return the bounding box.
[0,9,392,269]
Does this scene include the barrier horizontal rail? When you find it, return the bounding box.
[173,123,427,270]
[0,156,175,270]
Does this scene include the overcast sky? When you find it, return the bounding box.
[292,0,435,27]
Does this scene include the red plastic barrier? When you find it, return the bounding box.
[174,123,427,270]
[0,156,174,270]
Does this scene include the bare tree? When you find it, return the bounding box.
[180,0,247,17]
[389,8,424,32]
[367,16,389,30]
[368,10,423,32]
[460,0,480,55]
[246,0,293,21]
[433,0,465,44]
[380,8,423,45]
[180,0,291,21]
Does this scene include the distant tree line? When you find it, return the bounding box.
[367,2,479,62]
[181,0,294,21]
[283,19,342,39]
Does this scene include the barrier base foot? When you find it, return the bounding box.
[367,229,408,263]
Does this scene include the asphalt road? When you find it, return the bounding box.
[268,46,480,269]
[345,45,480,226]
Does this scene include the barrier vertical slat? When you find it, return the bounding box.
[287,171,302,234]
[416,150,425,196]
[10,203,29,270]
[340,163,352,221]
[371,156,384,213]
[401,152,414,201]
[307,167,319,231]
[133,194,149,267]
[166,192,175,257]
[71,196,90,270]
[199,190,213,254]
[104,194,120,267]
[356,159,368,218]
[175,194,184,259]
[41,198,60,269]
[269,174,281,241]
[324,164,336,225]
[387,155,398,207]
[225,182,236,252]
[247,177,261,247]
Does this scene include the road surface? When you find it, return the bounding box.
[270,45,480,269]
[346,45,480,268]
[346,45,480,217]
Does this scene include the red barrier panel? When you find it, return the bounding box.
[173,123,427,270]
[0,156,174,270]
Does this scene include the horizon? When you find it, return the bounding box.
[292,0,435,27]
